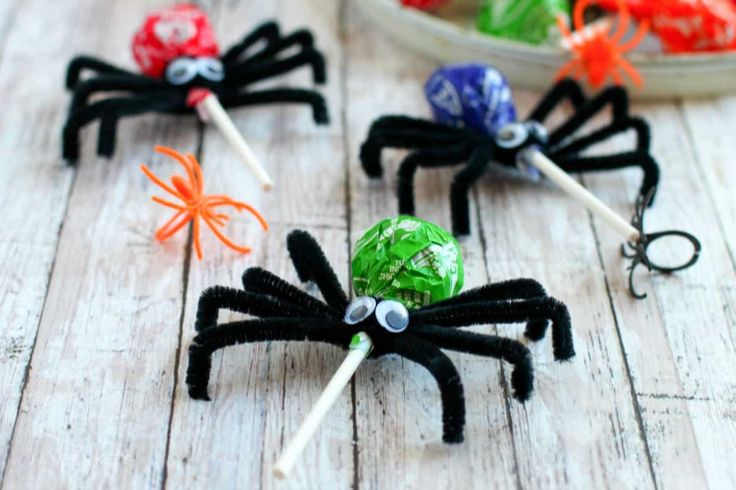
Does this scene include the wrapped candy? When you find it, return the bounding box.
[425,63,517,137]
[400,0,450,10]
[597,0,736,52]
[477,0,570,45]
[351,216,464,309]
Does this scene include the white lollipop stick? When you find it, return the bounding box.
[198,92,274,191]
[520,148,641,242]
[273,332,373,480]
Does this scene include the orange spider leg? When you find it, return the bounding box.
[201,215,253,254]
[192,215,203,260]
[610,0,631,43]
[140,164,187,201]
[555,59,580,81]
[573,0,592,30]
[619,19,650,52]
[186,153,205,193]
[557,13,574,39]
[151,196,186,211]
[610,66,624,86]
[616,56,643,86]
[155,211,192,241]
[205,198,270,231]
[155,146,200,201]
[155,145,198,187]
[204,211,229,227]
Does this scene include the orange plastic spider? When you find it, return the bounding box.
[140,145,268,260]
[556,0,650,88]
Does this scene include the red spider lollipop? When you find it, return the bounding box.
[132,4,272,189]
[63,5,329,188]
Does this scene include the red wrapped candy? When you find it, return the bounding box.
[131,3,220,79]
[400,0,450,10]
[598,0,736,53]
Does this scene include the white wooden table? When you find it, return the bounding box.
[1,0,735,488]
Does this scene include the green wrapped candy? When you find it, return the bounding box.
[351,216,464,310]
[477,0,570,46]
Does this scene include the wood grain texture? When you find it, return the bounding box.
[1,0,198,487]
[345,8,518,489]
[0,0,108,480]
[583,102,736,489]
[0,0,735,488]
[164,1,352,489]
[476,90,654,489]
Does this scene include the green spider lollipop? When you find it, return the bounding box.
[351,215,464,310]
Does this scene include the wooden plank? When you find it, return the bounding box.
[0,0,114,480]
[163,1,353,488]
[474,89,654,488]
[679,96,736,269]
[345,8,519,489]
[583,101,736,488]
[0,0,200,487]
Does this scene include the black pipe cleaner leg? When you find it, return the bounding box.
[548,85,630,146]
[187,318,348,400]
[413,325,534,401]
[220,88,329,124]
[397,145,471,216]
[65,55,139,89]
[194,286,311,332]
[412,298,575,361]
[241,267,336,316]
[229,49,326,86]
[554,151,660,204]
[221,21,281,65]
[422,279,550,342]
[359,116,468,177]
[527,77,587,123]
[391,335,466,443]
[239,30,326,84]
[450,146,494,236]
[287,230,349,309]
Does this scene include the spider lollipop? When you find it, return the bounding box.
[185,216,575,478]
[359,64,700,298]
[64,4,330,189]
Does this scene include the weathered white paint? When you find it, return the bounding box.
[0,0,734,488]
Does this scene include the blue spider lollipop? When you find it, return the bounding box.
[360,63,700,298]
[424,63,517,136]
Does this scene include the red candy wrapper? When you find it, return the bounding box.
[131,3,220,78]
[598,0,736,53]
[401,0,450,10]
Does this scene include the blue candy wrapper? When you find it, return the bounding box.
[424,64,517,137]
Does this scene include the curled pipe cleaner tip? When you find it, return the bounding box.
[621,188,701,299]
[140,145,268,260]
[556,0,649,89]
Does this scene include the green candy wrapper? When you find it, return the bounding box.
[477,0,570,45]
[351,216,464,310]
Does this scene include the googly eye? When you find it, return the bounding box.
[495,123,529,149]
[197,57,224,82]
[526,121,549,144]
[165,58,198,85]
[344,296,376,325]
[375,300,409,333]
